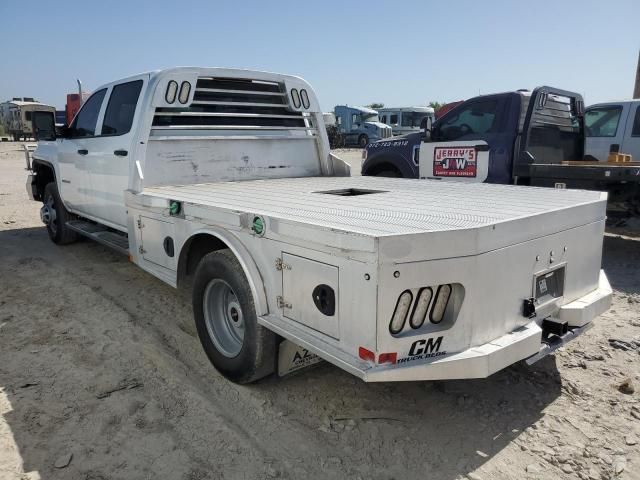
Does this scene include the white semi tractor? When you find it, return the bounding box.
[26,67,611,383]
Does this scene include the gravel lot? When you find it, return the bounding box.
[0,142,639,480]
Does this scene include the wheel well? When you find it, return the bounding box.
[364,162,401,177]
[177,233,229,289]
[32,161,55,201]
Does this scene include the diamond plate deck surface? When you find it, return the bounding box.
[142,177,604,236]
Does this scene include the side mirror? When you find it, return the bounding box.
[56,125,71,138]
[420,116,434,142]
[32,111,57,141]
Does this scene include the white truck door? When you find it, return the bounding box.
[419,141,490,182]
[57,88,108,212]
[584,104,626,161]
[621,102,640,160]
[84,78,146,230]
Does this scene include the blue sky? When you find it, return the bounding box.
[1,0,638,111]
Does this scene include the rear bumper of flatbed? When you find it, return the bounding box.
[262,271,612,382]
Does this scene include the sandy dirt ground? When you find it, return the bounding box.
[0,142,639,480]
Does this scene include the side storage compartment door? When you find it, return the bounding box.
[281,253,340,339]
[139,215,176,270]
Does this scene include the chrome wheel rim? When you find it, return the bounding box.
[203,279,244,357]
[41,194,58,235]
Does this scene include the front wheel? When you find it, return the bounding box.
[358,134,369,148]
[192,250,276,383]
[42,183,78,244]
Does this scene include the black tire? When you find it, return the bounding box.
[193,250,276,383]
[358,134,369,148]
[43,182,78,244]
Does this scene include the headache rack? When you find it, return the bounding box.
[151,76,318,138]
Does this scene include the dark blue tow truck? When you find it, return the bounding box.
[361,86,640,213]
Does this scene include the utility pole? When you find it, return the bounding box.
[634,49,640,99]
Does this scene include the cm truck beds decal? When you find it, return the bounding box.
[433,147,477,177]
[397,336,447,364]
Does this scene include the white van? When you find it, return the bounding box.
[585,99,640,161]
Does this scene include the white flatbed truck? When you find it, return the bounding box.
[27,67,612,383]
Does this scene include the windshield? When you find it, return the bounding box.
[363,113,380,123]
[401,111,433,127]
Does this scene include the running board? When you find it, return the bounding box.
[66,220,129,255]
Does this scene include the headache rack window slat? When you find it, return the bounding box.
[196,88,286,96]
[151,125,315,131]
[191,100,288,108]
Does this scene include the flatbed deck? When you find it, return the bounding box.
[143,176,606,237]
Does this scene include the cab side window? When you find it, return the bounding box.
[585,106,622,137]
[389,114,398,125]
[438,100,499,141]
[70,89,107,137]
[101,80,143,136]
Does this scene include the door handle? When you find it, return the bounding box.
[77,149,88,155]
[114,149,128,157]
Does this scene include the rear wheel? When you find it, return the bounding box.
[358,134,369,148]
[42,182,78,244]
[192,250,276,383]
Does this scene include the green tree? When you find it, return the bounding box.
[428,101,443,111]
[366,102,384,110]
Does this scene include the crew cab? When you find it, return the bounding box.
[27,69,611,384]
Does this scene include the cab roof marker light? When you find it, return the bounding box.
[430,284,452,324]
[178,81,191,104]
[390,290,413,334]
[410,287,433,329]
[165,80,178,104]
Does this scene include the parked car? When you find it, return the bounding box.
[27,70,610,384]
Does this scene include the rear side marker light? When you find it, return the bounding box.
[389,290,413,334]
[410,287,433,329]
[430,284,452,324]
[378,352,397,365]
[165,80,178,104]
[359,347,375,363]
[178,81,191,104]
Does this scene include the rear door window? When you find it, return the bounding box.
[70,89,107,137]
[585,106,623,137]
[101,80,143,136]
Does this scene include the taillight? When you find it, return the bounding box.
[430,284,452,324]
[389,283,460,335]
[410,287,433,329]
[389,290,413,334]
[378,352,397,364]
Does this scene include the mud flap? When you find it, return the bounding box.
[278,339,323,377]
